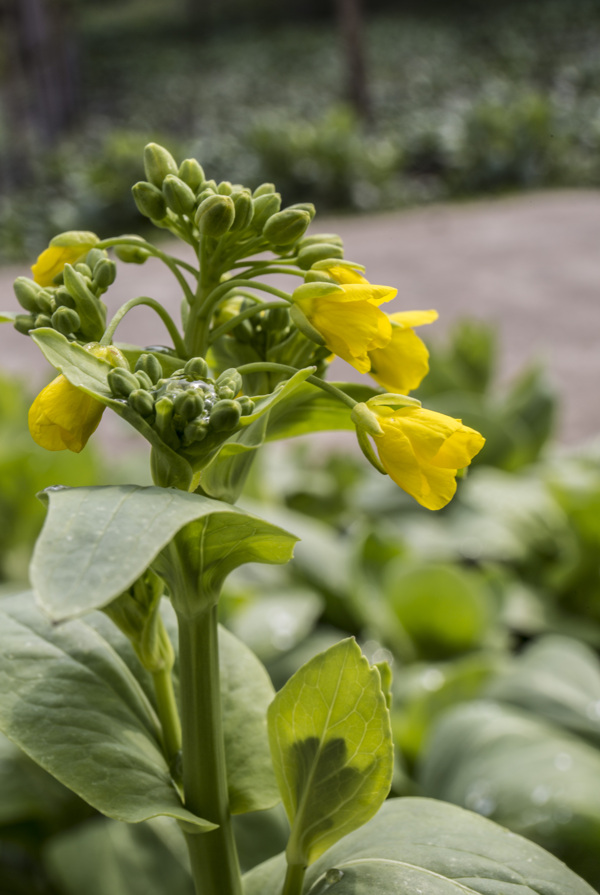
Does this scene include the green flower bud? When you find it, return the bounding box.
[63,264,106,340]
[217,181,233,195]
[289,202,316,221]
[132,181,168,221]
[34,313,53,328]
[196,187,215,205]
[263,208,311,246]
[203,179,218,192]
[143,143,178,188]
[178,158,205,191]
[253,182,276,197]
[162,174,197,216]
[154,396,179,447]
[236,395,255,416]
[74,263,93,279]
[93,258,117,290]
[297,243,345,270]
[86,248,106,270]
[350,402,384,436]
[13,277,44,313]
[174,389,204,421]
[230,190,254,231]
[183,356,209,379]
[114,241,151,264]
[135,370,154,390]
[194,194,235,238]
[51,306,81,335]
[251,192,282,230]
[53,286,76,309]
[183,419,208,445]
[128,388,155,417]
[210,398,242,432]
[216,368,242,395]
[135,353,163,383]
[108,367,140,398]
[262,305,291,332]
[35,291,55,315]
[14,314,34,334]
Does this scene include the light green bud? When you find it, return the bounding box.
[178,158,205,191]
[216,368,242,394]
[35,291,55,315]
[289,202,316,221]
[203,179,217,192]
[51,306,80,335]
[263,208,311,246]
[92,258,117,290]
[210,399,242,432]
[132,181,168,220]
[252,192,282,230]
[86,248,106,270]
[298,233,344,250]
[194,194,235,237]
[128,388,155,417]
[13,277,44,313]
[236,395,255,416]
[217,181,233,195]
[74,262,93,279]
[108,367,140,398]
[350,402,384,436]
[143,143,178,188]
[154,396,179,447]
[63,264,106,340]
[135,353,163,383]
[230,190,254,231]
[135,370,154,390]
[34,313,53,328]
[114,241,151,264]
[304,270,336,284]
[162,174,196,216]
[253,182,276,197]
[298,243,345,270]
[183,419,208,444]
[53,286,76,309]
[14,314,34,334]
[183,356,209,379]
[174,390,204,421]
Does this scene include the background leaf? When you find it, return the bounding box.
[267,638,393,866]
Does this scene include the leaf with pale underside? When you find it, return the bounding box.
[267,638,393,867]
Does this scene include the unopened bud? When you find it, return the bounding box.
[216,368,242,395]
[108,367,140,398]
[14,314,34,334]
[210,399,242,432]
[13,277,44,313]
[132,181,168,220]
[114,238,152,265]
[194,194,235,238]
[183,356,209,379]
[230,190,254,231]
[54,287,75,309]
[135,353,163,383]
[298,243,345,270]
[86,248,106,270]
[128,388,155,417]
[51,306,80,335]
[217,181,233,195]
[253,182,276,197]
[63,264,105,340]
[154,396,179,446]
[135,370,154,390]
[289,202,316,221]
[174,390,204,421]
[34,313,53,328]
[93,258,117,290]
[183,419,208,444]
[299,233,344,250]
[143,143,178,188]
[236,395,255,416]
[163,174,196,216]
[263,208,311,246]
[251,192,282,230]
[350,402,384,436]
[178,158,205,191]
[74,263,93,279]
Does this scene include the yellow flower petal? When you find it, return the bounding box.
[31,241,97,286]
[373,406,485,510]
[389,309,438,328]
[368,309,438,394]
[325,265,369,285]
[28,376,105,452]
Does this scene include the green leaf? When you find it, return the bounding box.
[0,593,213,830]
[45,816,193,895]
[31,484,296,620]
[244,797,599,895]
[419,701,600,886]
[0,311,18,323]
[265,382,378,442]
[267,638,393,866]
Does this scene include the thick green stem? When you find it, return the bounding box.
[237,362,358,410]
[100,296,187,357]
[281,862,306,895]
[178,607,242,895]
[152,665,182,766]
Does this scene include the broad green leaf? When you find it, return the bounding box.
[419,701,600,885]
[265,382,378,442]
[267,638,393,866]
[0,593,213,830]
[45,816,193,895]
[486,635,600,747]
[31,484,296,620]
[244,797,598,895]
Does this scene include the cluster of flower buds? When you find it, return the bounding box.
[131,143,315,250]
[13,248,115,342]
[107,353,255,455]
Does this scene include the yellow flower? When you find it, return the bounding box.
[28,376,105,452]
[31,231,99,286]
[372,404,485,510]
[292,281,396,374]
[369,309,438,394]
[320,263,369,285]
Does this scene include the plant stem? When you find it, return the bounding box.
[152,665,182,765]
[281,862,306,895]
[177,606,242,895]
[97,237,198,302]
[100,296,187,357]
[237,362,358,410]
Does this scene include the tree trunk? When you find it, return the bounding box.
[333,0,372,123]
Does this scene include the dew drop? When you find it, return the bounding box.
[554,752,572,771]
[325,868,344,885]
[421,668,444,691]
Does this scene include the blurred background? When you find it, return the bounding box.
[3,2,600,893]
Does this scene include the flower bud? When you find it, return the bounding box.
[217,181,233,195]
[86,248,106,270]
[62,264,106,340]
[114,238,152,265]
[143,143,178,188]
[92,258,117,290]
[262,305,291,332]
[74,262,93,279]
[128,388,155,417]
[108,367,140,398]
[253,182,276,197]
[210,399,242,432]
[51,306,81,336]
[14,314,34,334]
[298,233,344,250]
[154,396,179,447]
[13,277,44,313]
[350,402,384,436]
[132,181,168,221]
[216,368,242,395]
[263,208,311,246]
[135,352,163,383]
[298,243,344,270]
[174,389,204,421]
[34,313,53,328]
[53,286,76,309]
[178,158,205,191]
[289,202,316,221]
[236,395,255,416]
[183,419,208,445]
[251,192,282,230]
[230,190,254,231]
[194,194,235,238]
[183,356,209,379]
[162,174,197,216]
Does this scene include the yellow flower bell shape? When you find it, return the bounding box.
[28,375,105,452]
[368,309,438,394]
[31,231,99,286]
[368,403,485,510]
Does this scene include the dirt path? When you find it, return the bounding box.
[2,189,599,446]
